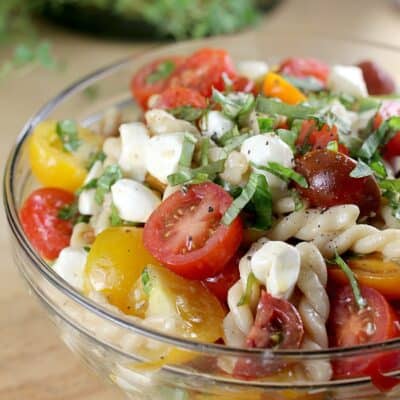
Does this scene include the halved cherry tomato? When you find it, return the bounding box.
[84,227,161,315]
[151,86,208,110]
[263,72,306,105]
[329,254,400,300]
[357,60,396,95]
[143,182,243,280]
[233,291,304,379]
[168,48,237,97]
[29,120,102,192]
[202,251,242,305]
[296,119,349,155]
[383,133,400,161]
[295,149,381,217]
[232,76,257,94]
[130,56,185,109]
[20,188,75,260]
[278,57,330,84]
[329,285,400,379]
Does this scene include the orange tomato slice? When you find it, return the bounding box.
[263,72,306,105]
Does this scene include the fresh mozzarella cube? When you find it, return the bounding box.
[145,109,198,135]
[53,247,88,291]
[237,60,269,81]
[200,111,234,139]
[251,241,300,299]
[78,189,100,216]
[328,65,368,98]
[241,133,294,197]
[111,179,161,223]
[145,133,184,184]
[118,122,150,181]
[329,100,357,128]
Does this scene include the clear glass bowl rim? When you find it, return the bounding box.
[4,32,400,365]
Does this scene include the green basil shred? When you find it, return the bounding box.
[56,119,81,152]
[253,162,308,188]
[146,60,175,84]
[94,165,123,205]
[169,106,205,122]
[141,268,152,295]
[333,251,367,310]
[237,272,257,306]
[350,159,374,178]
[256,97,318,119]
[179,133,197,168]
[212,89,255,119]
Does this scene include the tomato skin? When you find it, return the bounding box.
[329,254,400,300]
[152,86,207,110]
[130,56,184,109]
[29,120,102,192]
[329,285,400,379]
[357,60,396,95]
[231,76,257,94]
[278,57,330,83]
[295,150,381,217]
[233,291,304,379]
[20,188,75,260]
[263,72,306,105]
[383,132,400,161]
[202,251,241,304]
[168,48,237,97]
[296,120,349,155]
[143,182,243,280]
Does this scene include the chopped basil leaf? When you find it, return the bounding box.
[179,133,197,168]
[326,140,338,152]
[58,203,78,221]
[86,151,106,170]
[369,154,388,179]
[222,133,249,154]
[290,189,304,211]
[200,137,210,166]
[169,106,205,122]
[332,251,367,310]
[257,116,275,132]
[56,120,81,152]
[83,246,91,253]
[357,116,400,159]
[222,173,272,229]
[212,89,255,119]
[350,159,374,178]
[167,159,225,186]
[110,204,122,226]
[141,268,152,295]
[379,178,400,220]
[95,165,123,205]
[253,161,308,188]
[217,125,240,146]
[256,97,318,119]
[282,75,324,92]
[237,272,257,306]
[379,178,400,192]
[355,97,381,113]
[76,214,90,224]
[146,60,175,84]
[276,129,297,151]
[76,178,98,195]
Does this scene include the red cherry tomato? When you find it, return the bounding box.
[357,60,396,95]
[130,56,185,109]
[383,132,400,162]
[143,182,243,280]
[295,149,381,217]
[278,57,330,83]
[168,48,237,97]
[296,120,349,155]
[151,86,208,110]
[231,76,256,94]
[202,251,241,304]
[329,285,400,379]
[20,188,75,260]
[233,291,304,379]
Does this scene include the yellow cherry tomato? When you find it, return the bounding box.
[84,227,160,315]
[263,72,307,105]
[28,120,102,192]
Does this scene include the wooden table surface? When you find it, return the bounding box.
[1,1,399,399]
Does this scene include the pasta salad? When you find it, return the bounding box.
[20,48,400,384]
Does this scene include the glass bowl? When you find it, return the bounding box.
[4,32,400,400]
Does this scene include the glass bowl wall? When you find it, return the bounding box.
[4,32,400,400]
